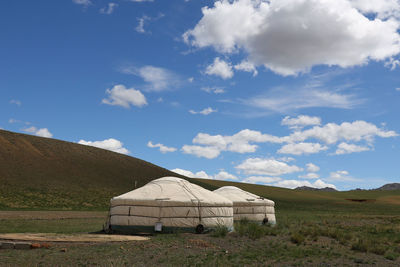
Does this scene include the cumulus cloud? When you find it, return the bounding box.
[397,87,400,91]
[281,115,321,130]
[191,129,283,156]
[181,145,221,159]
[184,0,400,76]
[234,60,258,76]
[283,120,398,144]
[72,0,91,6]
[205,57,233,79]
[350,0,400,19]
[102,84,147,108]
[306,163,320,173]
[235,158,303,176]
[277,156,295,162]
[100,3,117,14]
[129,0,154,2]
[327,170,357,181]
[189,107,217,115]
[274,179,336,189]
[242,176,282,184]
[201,86,226,94]
[171,168,237,180]
[147,141,177,153]
[78,138,129,154]
[335,142,371,155]
[214,171,238,181]
[121,65,180,92]
[298,173,320,179]
[181,119,397,158]
[23,126,53,138]
[278,142,328,155]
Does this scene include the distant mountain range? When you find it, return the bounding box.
[376,183,400,191]
[295,183,400,191]
[295,186,337,192]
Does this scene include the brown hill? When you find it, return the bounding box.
[375,183,400,191]
[0,129,185,210]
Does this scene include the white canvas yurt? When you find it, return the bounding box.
[213,186,276,225]
[105,177,234,234]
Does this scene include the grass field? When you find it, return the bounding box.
[1,191,399,266]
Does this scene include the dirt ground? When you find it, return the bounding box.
[0,233,148,242]
[0,211,108,220]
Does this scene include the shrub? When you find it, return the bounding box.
[351,238,369,252]
[290,232,305,245]
[247,223,264,240]
[211,225,229,238]
[384,251,399,261]
[370,245,387,255]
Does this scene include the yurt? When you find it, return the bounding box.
[214,186,276,225]
[105,177,233,234]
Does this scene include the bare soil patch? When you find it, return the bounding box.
[0,233,148,243]
[0,211,107,220]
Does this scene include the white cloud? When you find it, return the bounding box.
[298,173,320,179]
[189,107,217,115]
[10,99,22,106]
[201,86,226,94]
[214,171,238,181]
[135,15,150,33]
[189,129,283,157]
[147,141,177,153]
[205,57,233,79]
[396,87,400,91]
[274,179,336,189]
[306,163,320,173]
[100,3,117,15]
[247,87,362,113]
[184,0,400,76]
[283,120,398,144]
[235,158,303,176]
[350,0,400,19]
[277,156,295,163]
[335,142,371,155]
[102,84,147,108]
[121,65,180,92]
[242,176,282,184]
[181,119,397,159]
[281,115,321,130]
[170,168,237,181]
[23,126,53,138]
[188,77,194,83]
[181,145,221,159]
[72,0,91,6]
[385,57,400,70]
[129,0,154,2]
[278,142,328,155]
[327,170,358,181]
[234,60,258,76]
[78,138,129,154]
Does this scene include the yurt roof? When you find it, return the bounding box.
[111,177,232,207]
[214,186,274,206]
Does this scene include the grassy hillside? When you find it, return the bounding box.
[0,129,186,210]
[191,179,400,216]
[0,129,399,214]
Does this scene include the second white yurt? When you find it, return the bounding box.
[105,177,233,234]
[214,186,276,225]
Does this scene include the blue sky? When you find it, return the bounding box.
[1,0,400,190]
